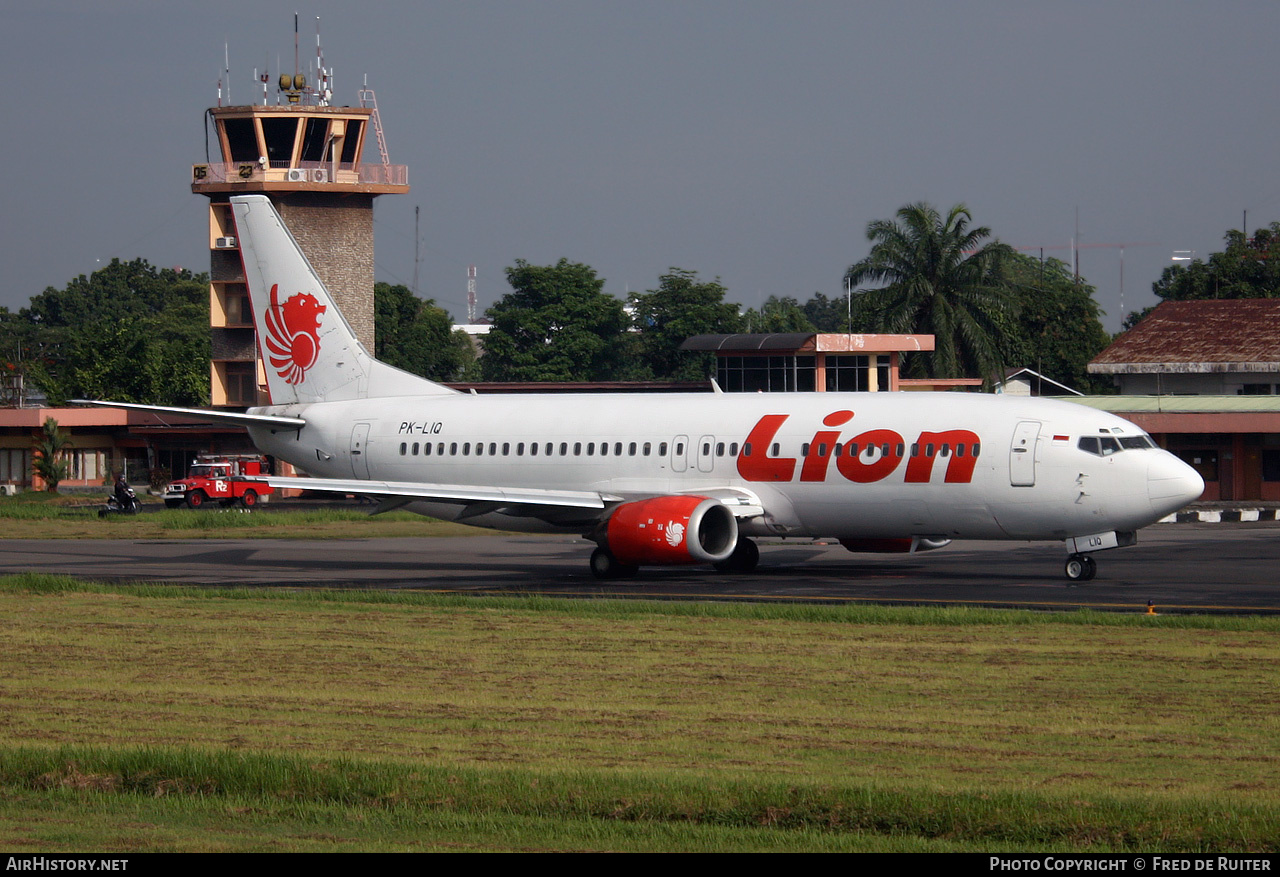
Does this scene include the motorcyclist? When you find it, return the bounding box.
[113,473,132,509]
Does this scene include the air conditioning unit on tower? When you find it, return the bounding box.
[286,168,307,182]
[213,236,237,249]
[311,169,329,183]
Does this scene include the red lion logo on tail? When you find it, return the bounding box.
[263,284,326,385]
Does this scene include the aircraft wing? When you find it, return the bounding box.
[244,477,767,521]
[71,399,306,430]
[246,474,610,510]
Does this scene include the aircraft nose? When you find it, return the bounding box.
[1147,451,1204,518]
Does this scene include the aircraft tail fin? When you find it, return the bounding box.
[230,194,457,404]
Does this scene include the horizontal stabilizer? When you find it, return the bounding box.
[71,399,306,430]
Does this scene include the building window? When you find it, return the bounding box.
[224,362,257,406]
[0,448,32,485]
[1263,450,1280,482]
[716,355,816,392]
[67,449,108,482]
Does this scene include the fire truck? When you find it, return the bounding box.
[163,454,273,509]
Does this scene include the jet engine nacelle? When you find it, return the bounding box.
[605,495,738,566]
[839,536,952,554]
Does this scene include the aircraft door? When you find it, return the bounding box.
[1009,421,1040,487]
[350,422,371,479]
[697,435,715,473]
[671,435,689,473]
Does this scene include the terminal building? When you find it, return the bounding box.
[680,332,981,393]
[1086,299,1280,501]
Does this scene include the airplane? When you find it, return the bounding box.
[79,194,1204,582]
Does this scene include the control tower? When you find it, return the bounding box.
[192,64,408,408]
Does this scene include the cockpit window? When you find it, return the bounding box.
[1078,434,1155,456]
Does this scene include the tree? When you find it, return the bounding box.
[801,292,850,333]
[20,258,210,405]
[481,259,628,382]
[1122,223,1280,331]
[741,296,816,333]
[629,269,743,380]
[374,283,475,381]
[843,202,1018,380]
[1002,254,1111,393]
[33,417,70,493]
[1153,223,1280,304]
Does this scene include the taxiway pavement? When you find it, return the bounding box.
[1,522,1275,613]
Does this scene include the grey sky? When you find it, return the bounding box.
[3,1,1278,332]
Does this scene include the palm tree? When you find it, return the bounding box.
[843,202,1018,380]
[33,416,70,493]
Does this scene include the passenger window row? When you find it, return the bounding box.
[399,440,671,458]
[397,438,981,460]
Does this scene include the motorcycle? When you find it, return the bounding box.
[99,485,142,517]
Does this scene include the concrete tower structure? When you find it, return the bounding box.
[192,71,407,407]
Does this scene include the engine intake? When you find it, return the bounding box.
[605,495,738,566]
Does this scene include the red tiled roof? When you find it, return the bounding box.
[1090,300,1280,373]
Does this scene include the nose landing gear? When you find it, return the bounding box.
[1064,553,1097,582]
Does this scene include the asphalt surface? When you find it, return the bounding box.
[2,521,1277,613]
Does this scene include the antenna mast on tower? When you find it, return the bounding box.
[412,206,421,294]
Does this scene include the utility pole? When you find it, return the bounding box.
[467,265,477,324]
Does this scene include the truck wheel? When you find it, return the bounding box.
[186,490,206,509]
[240,490,258,508]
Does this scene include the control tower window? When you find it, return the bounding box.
[261,118,299,166]
[300,119,328,163]
[223,118,258,163]
[340,120,363,167]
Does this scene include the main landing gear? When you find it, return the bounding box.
[1064,553,1097,582]
[588,538,761,580]
[714,538,760,573]
[589,548,638,580]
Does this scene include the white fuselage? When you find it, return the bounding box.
[248,390,1201,542]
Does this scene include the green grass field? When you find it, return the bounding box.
[1,574,1277,852]
[0,492,495,539]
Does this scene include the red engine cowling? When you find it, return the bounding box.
[605,495,738,566]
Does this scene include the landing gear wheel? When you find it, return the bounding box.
[1082,555,1097,580]
[590,548,614,579]
[714,538,760,573]
[1065,553,1097,582]
[589,548,636,580]
[240,489,258,508]
[186,490,206,509]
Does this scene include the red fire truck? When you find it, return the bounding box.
[163,454,273,509]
